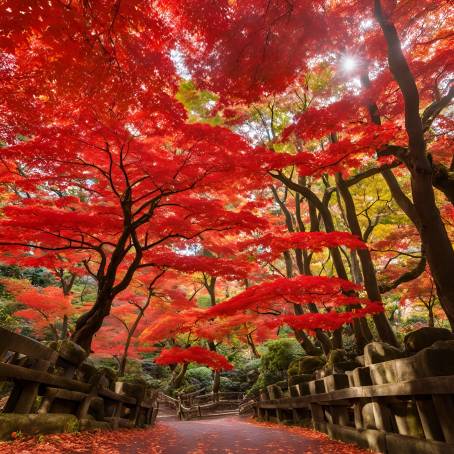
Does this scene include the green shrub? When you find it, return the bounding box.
[242,358,261,372]
[246,370,283,397]
[186,367,213,388]
[261,338,304,374]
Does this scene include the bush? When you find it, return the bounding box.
[186,367,213,388]
[246,370,283,397]
[242,358,261,373]
[261,338,304,374]
[245,338,304,397]
[118,374,162,389]
[142,361,170,379]
[219,376,240,392]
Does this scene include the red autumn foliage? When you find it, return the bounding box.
[1,0,451,373]
[1,279,74,338]
[155,346,233,371]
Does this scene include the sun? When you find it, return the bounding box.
[342,56,357,72]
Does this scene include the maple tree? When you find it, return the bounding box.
[0,0,452,377]
[170,0,454,329]
[398,269,444,329]
[92,270,164,375]
[0,278,74,340]
[0,1,268,351]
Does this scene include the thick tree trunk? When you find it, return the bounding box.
[332,329,343,349]
[375,0,454,330]
[412,173,454,328]
[72,295,113,351]
[171,363,188,388]
[432,163,454,205]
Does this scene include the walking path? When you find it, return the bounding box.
[0,417,371,454]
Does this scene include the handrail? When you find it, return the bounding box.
[158,391,243,420]
[0,329,158,438]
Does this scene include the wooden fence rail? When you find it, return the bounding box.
[253,340,454,454]
[0,327,158,440]
[158,390,244,420]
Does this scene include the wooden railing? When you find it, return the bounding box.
[158,390,244,420]
[253,341,454,453]
[0,327,158,440]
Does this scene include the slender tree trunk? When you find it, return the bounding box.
[294,330,320,355]
[273,187,339,354]
[204,275,224,394]
[119,331,133,377]
[207,339,222,394]
[246,333,261,358]
[212,370,221,395]
[428,305,435,328]
[349,251,373,348]
[118,287,155,376]
[335,173,398,346]
[275,174,375,352]
[60,315,68,340]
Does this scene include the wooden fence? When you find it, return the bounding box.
[0,327,158,440]
[158,390,244,420]
[253,341,454,454]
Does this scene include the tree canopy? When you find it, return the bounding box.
[0,0,452,374]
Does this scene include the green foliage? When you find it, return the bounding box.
[197,295,211,308]
[246,370,282,397]
[242,358,261,373]
[176,80,222,125]
[0,301,20,331]
[186,366,213,388]
[245,338,304,397]
[219,376,242,392]
[0,265,55,288]
[260,338,304,374]
[118,373,162,389]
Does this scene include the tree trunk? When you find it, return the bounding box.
[374,1,454,330]
[171,363,188,388]
[246,333,261,358]
[119,331,133,377]
[428,305,435,328]
[332,328,343,349]
[273,185,371,352]
[294,325,323,356]
[335,173,398,346]
[411,173,454,329]
[60,315,68,340]
[72,295,113,351]
[212,370,221,395]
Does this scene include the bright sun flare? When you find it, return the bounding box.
[342,56,357,72]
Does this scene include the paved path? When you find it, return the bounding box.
[0,417,370,453]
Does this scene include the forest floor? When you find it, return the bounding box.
[0,416,372,454]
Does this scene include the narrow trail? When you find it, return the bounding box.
[0,416,371,454]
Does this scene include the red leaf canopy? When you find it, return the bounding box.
[155,346,233,371]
